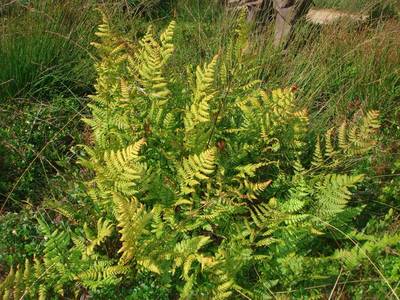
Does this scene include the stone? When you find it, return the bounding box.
[306,8,368,25]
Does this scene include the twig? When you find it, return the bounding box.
[328,267,343,300]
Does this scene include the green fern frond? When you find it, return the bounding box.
[324,128,336,159]
[101,139,147,195]
[178,148,217,195]
[160,20,176,63]
[315,174,364,219]
[137,23,175,110]
[331,233,400,269]
[92,10,112,42]
[311,138,324,168]
[0,259,46,300]
[214,277,234,300]
[77,262,129,287]
[347,110,380,155]
[113,194,152,264]
[184,55,219,141]
[243,180,272,200]
[137,258,161,274]
[180,275,194,299]
[250,202,272,229]
[86,218,113,256]
[194,54,219,102]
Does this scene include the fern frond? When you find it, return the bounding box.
[86,218,113,256]
[77,262,129,286]
[315,174,364,219]
[137,258,161,274]
[214,276,234,300]
[324,128,336,159]
[180,275,194,299]
[338,121,347,150]
[347,110,380,155]
[184,55,219,139]
[113,194,152,264]
[195,54,219,103]
[311,137,324,168]
[250,202,272,229]
[160,20,176,63]
[178,148,217,195]
[331,233,400,269]
[137,24,174,110]
[243,180,272,200]
[92,10,112,41]
[101,139,147,195]
[0,259,46,300]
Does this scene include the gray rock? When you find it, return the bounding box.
[306,8,368,25]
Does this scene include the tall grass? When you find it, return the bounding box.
[0,0,97,101]
[156,0,400,138]
[259,21,400,132]
[0,0,99,208]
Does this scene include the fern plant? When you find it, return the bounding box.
[2,10,398,300]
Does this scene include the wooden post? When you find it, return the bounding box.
[227,0,264,21]
[273,0,312,47]
[225,0,312,48]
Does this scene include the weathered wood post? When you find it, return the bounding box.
[272,0,312,47]
[227,0,265,21]
[225,0,312,48]
[246,0,264,21]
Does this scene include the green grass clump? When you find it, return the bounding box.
[0,0,96,101]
